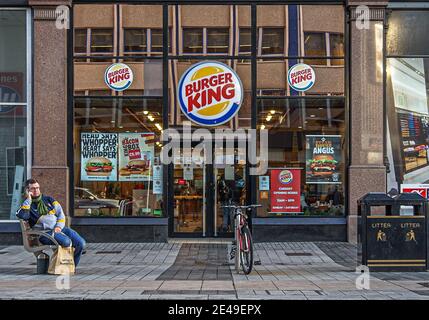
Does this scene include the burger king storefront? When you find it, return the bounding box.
[0,0,393,244]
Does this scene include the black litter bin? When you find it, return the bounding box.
[358,192,428,272]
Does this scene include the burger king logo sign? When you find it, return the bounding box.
[178,61,243,126]
[279,170,293,185]
[105,63,133,91]
[287,63,315,92]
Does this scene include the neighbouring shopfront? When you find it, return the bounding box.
[1,0,424,244]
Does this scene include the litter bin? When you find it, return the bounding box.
[36,252,50,274]
[358,192,428,272]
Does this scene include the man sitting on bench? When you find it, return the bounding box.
[16,178,86,268]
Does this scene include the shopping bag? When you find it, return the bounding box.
[48,246,75,275]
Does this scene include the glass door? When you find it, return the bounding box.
[173,157,206,235]
[213,157,247,237]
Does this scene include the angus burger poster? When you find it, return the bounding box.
[81,133,118,181]
[305,135,342,184]
[118,133,154,181]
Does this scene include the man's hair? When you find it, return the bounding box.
[25,178,39,189]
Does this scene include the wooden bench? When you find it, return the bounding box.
[19,220,59,258]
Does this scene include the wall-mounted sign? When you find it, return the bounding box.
[306,135,342,184]
[105,63,133,91]
[81,133,118,181]
[287,63,315,92]
[118,133,154,181]
[178,61,243,126]
[270,168,302,214]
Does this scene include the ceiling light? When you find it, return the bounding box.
[155,123,162,131]
[270,110,276,114]
[148,115,155,122]
[143,110,149,115]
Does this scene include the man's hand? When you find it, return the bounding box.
[25,190,33,201]
[54,227,62,233]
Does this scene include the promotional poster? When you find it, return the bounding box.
[306,135,342,184]
[81,133,118,181]
[118,133,155,181]
[270,168,302,214]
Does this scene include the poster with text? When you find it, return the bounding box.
[118,133,155,181]
[81,133,118,181]
[306,135,342,184]
[270,169,302,214]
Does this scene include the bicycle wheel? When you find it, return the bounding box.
[234,215,240,274]
[239,226,253,275]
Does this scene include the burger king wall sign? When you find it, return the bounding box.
[178,61,243,126]
[287,63,315,92]
[105,63,134,91]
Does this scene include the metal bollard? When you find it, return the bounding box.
[36,252,49,274]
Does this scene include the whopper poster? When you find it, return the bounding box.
[118,133,155,181]
[306,135,342,184]
[81,133,118,181]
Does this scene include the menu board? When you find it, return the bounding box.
[81,133,118,181]
[306,135,342,184]
[118,133,155,181]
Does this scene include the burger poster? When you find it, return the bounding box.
[81,133,118,181]
[118,133,155,181]
[306,135,342,184]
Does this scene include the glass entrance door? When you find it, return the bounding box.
[214,164,246,237]
[173,161,206,235]
[171,149,246,237]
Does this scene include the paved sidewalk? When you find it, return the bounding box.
[0,241,428,300]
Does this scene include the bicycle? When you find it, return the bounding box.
[222,204,261,275]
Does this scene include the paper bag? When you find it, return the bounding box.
[48,246,75,275]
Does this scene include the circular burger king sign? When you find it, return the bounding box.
[279,170,293,185]
[105,63,133,91]
[287,63,315,92]
[178,61,243,126]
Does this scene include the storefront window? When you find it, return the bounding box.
[74,97,163,217]
[73,5,164,217]
[0,10,29,220]
[386,11,429,193]
[256,98,346,217]
[387,57,429,186]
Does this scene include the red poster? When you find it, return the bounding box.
[270,169,301,214]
